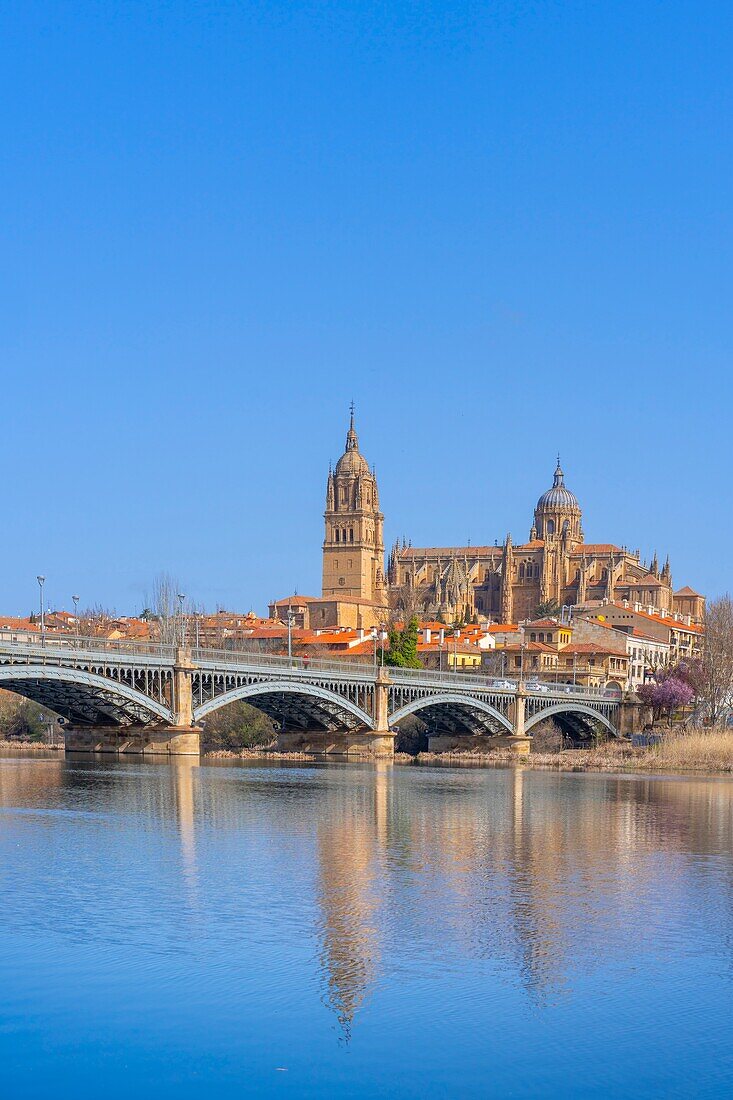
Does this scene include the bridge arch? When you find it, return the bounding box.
[525,702,618,742]
[389,693,513,737]
[194,680,376,732]
[0,665,174,726]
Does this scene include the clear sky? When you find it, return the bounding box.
[1,1,730,616]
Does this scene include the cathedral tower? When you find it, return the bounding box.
[322,408,387,605]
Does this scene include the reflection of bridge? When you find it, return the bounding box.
[0,635,621,756]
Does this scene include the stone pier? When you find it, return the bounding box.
[64,725,201,756]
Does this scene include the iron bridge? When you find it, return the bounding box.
[0,634,621,744]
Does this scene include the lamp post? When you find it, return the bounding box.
[36,575,45,647]
[453,628,460,673]
[72,594,80,645]
[177,593,186,648]
[287,605,295,665]
[372,626,378,672]
[378,626,388,669]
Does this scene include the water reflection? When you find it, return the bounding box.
[1,755,733,1045]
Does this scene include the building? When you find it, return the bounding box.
[271,409,390,631]
[580,601,703,663]
[272,411,704,638]
[389,457,704,626]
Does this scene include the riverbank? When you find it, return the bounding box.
[205,729,733,775]
[0,739,63,752]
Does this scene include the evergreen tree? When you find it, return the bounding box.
[384,615,422,669]
[533,599,561,619]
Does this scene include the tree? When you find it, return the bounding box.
[201,700,275,750]
[700,595,733,726]
[0,690,55,741]
[144,573,186,645]
[638,676,694,724]
[533,599,560,620]
[77,604,117,637]
[383,615,421,669]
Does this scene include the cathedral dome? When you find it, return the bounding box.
[335,448,370,477]
[536,460,580,513]
[334,410,371,477]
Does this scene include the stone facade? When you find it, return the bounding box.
[322,408,387,608]
[273,414,703,635]
[387,458,703,626]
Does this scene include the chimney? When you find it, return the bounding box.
[424,628,431,644]
[439,628,445,645]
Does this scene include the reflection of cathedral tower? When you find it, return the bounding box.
[315,768,389,1039]
[322,407,387,606]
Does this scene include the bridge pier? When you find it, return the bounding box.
[64,725,201,756]
[277,729,395,758]
[427,732,531,755]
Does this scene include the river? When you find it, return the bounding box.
[0,753,731,1097]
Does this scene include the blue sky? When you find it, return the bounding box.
[1,1,730,615]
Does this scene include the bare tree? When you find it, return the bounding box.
[701,595,733,725]
[77,604,117,637]
[144,573,186,645]
[387,581,432,627]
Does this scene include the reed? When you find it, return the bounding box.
[643,727,733,772]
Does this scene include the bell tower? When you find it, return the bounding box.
[322,407,387,606]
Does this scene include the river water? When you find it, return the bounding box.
[0,753,732,1098]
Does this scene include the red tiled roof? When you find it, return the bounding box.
[609,602,703,634]
[399,546,502,557]
[561,643,628,657]
[0,617,39,630]
[524,618,571,629]
[271,595,318,605]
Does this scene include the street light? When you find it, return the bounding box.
[177,593,186,648]
[72,595,80,644]
[453,628,460,673]
[372,626,378,672]
[379,627,388,668]
[36,575,45,647]
[287,605,295,664]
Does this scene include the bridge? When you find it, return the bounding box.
[0,633,623,757]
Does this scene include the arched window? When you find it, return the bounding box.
[335,529,340,542]
[547,519,555,535]
[519,563,526,580]
[349,528,354,543]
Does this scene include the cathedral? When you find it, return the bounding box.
[274,411,704,630]
[389,455,704,625]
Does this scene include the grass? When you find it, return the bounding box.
[642,727,733,772]
[406,728,733,774]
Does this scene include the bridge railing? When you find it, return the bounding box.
[0,631,177,660]
[0,631,619,701]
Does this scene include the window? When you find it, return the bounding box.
[547,519,555,535]
[335,529,340,542]
[349,529,354,543]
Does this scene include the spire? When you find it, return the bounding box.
[553,455,564,487]
[345,401,358,451]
